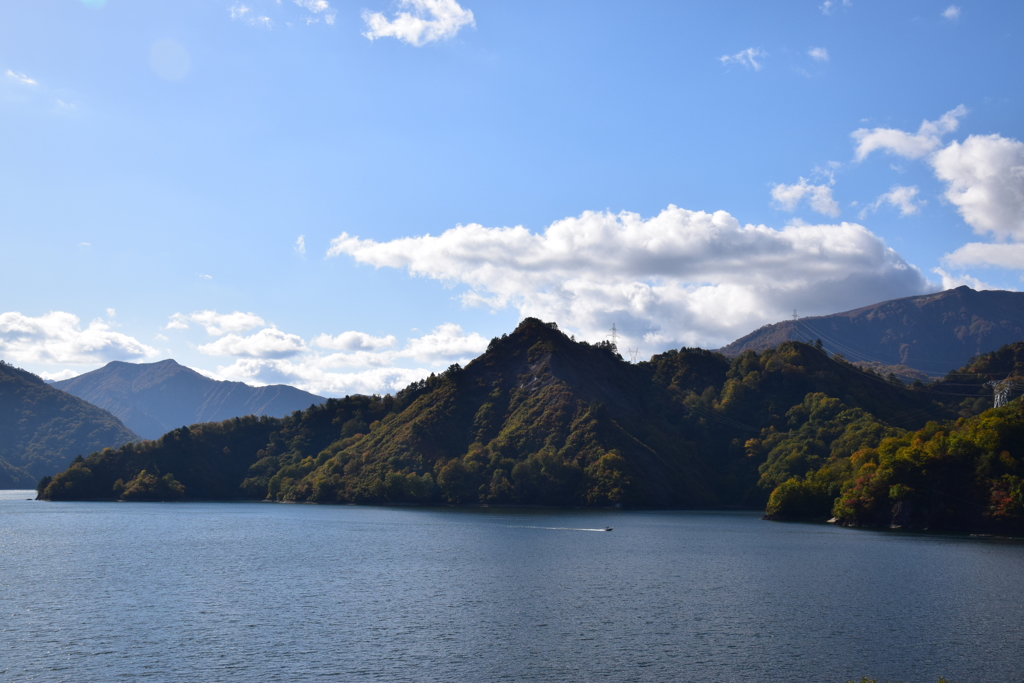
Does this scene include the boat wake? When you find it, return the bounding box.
[512,526,612,532]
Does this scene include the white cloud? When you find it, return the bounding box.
[166,310,267,336]
[198,273,213,280]
[295,235,306,255]
[932,267,993,291]
[5,70,37,86]
[942,5,961,20]
[719,48,766,71]
[213,358,430,396]
[203,323,488,395]
[0,311,159,365]
[312,331,397,351]
[314,324,485,366]
[39,369,80,382]
[296,0,335,24]
[860,185,924,219]
[852,105,967,161]
[808,47,829,62]
[771,178,840,217]
[400,323,488,363]
[231,4,273,27]
[930,134,1024,240]
[943,243,1024,270]
[327,205,931,350]
[363,0,474,46]
[197,327,308,359]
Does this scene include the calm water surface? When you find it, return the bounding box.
[1,490,1022,682]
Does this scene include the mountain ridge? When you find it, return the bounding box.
[0,360,139,486]
[719,286,1024,377]
[53,359,326,440]
[37,318,953,510]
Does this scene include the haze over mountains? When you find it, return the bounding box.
[719,287,1024,377]
[53,359,326,441]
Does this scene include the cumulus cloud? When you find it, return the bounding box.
[0,311,159,365]
[861,108,1024,274]
[362,0,474,46]
[860,185,924,219]
[213,359,430,396]
[943,243,1024,270]
[312,331,397,352]
[852,105,967,161]
[202,323,487,395]
[197,327,308,359]
[808,47,829,62]
[295,235,306,255]
[942,5,961,20]
[327,205,931,350]
[167,310,267,336]
[771,178,840,217]
[5,70,37,86]
[932,267,994,291]
[719,48,766,71]
[931,134,1024,240]
[400,323,488,363]
[39,368,81,382]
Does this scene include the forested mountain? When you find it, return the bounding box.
[0,360,138,487]
[53,359,326,440]
[39,318,960,513]
[719,286,1024,378]
[759,342,1024,533]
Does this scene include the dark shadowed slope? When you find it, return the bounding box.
[719,286,1024,377]
[0,360,138,486]
[53,359,325,440]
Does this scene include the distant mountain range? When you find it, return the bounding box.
[0,361,138,487]
[719,286,1024,377]
[53,359,326,440]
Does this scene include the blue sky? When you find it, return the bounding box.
[3,0,1024,396]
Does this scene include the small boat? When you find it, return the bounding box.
[603,526,613,532]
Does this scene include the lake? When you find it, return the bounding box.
[1,490,1022,682]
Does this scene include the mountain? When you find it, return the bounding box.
[0,360,139,487]
[38,319,954,510]
[53,359,326,440]
[758,341,1024,534]
[719,286,1024,378]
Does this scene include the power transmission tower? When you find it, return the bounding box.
[628,347,639,363]
[986,379,1014,408]
[792,309,798,321]
[608,323,619,352]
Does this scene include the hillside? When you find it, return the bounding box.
[53,359,326,440]
[719,286,1024,377]
[38,319,954,509]
[0,360,139,487]
[758,344,1024,534]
